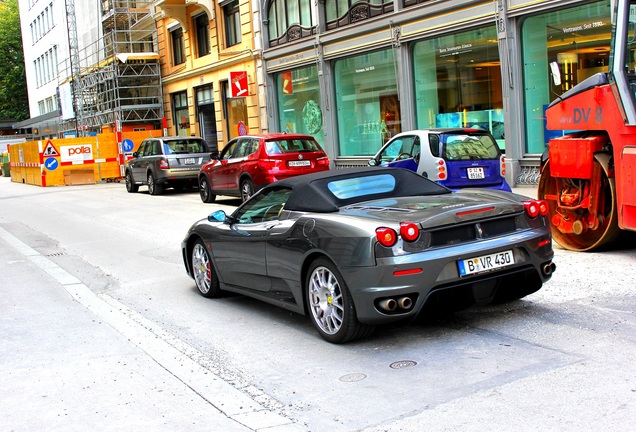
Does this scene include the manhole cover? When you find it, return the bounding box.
[339,373,367,382]
[389,360,417,369]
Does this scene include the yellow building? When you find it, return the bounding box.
[155,0,266,153]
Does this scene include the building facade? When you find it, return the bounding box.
[260,0,612,185]
[154,0,266,152]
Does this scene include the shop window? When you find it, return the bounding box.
[267,0,316,47]
[173,91,190,136]
[275,66,324,147]
[194,13,210,58]
[224,1,242,47]
[171,27,185,65]
[324,0,393,31]
[521,0,611,154]
[221,80,248,140]
[334,50,401,156]
[413,27,505,150]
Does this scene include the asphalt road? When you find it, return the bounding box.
[1,177,634,432]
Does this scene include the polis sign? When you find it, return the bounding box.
[61,144,94,164]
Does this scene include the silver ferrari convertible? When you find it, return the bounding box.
[182,167,555,343]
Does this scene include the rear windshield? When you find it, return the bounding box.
[441,133,500,161]
[163,139,208,154]
[265,139,322,155]
[327,174,396,199]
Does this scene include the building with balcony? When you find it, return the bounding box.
[154,0,265,152]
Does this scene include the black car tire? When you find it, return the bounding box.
[125,170,138,193]
[199,176,216,203]
[147,171,163,195]
[240,178,254,202]
[306,257,374,343]
[191,240,221,298]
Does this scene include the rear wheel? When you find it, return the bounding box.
[306,257,374,343]
[538,160,619,251]
[199,176,216,203]
[240,178,254,202]
[191,240,221,298]
[147,171,163,195]
[125,171,138,193]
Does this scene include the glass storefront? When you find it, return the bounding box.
[275,66,324,146]
[413,26,504,149]
[522,0,611,154]
[334,49,400,156]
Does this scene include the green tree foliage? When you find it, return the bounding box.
[0,0,29,121]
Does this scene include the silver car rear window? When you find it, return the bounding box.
[164,139,208,154]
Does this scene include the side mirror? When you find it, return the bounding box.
[210,151,219,159]
[209,209,229,223]
[414,152,420,164]
[368,158,378,166]
[132,151,139,158]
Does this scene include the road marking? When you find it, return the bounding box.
[0,226,300,432]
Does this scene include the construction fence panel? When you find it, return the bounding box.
[9,130,163,187]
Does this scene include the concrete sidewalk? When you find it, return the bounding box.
[0,226,298,432]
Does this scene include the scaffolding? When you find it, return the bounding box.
[60,0,164,136]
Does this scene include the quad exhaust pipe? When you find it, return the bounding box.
[542,262,556,276]
[378,296,415,313]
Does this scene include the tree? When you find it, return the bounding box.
[0,0,29,122]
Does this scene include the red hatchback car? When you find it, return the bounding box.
[198,133,330,203]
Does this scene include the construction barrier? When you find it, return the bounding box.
[9,130,163,187]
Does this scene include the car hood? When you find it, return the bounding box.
[339,189,524,228]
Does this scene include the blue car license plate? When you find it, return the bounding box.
[458,250,514,276]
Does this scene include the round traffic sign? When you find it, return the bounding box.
[122,139,134,153]
[44,157,59,171]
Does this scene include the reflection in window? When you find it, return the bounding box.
[275,66,324,146]
[413,27,504,149]
[194,13,210,58]
[325,0,393,30]
[224,1,242,47]
[521,0,610,153]
[173,91,189,136]
[171,27,185,65]
[334,50,400,156]
[268,0,316,47]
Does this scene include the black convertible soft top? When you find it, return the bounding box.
[265,167,450,213]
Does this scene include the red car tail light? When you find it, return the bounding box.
[158,158,169,170]
[523,200,548,218]
[376,227,397,247]
[258,159,280,170]
[399,222,420,242]
[316,156,330,168]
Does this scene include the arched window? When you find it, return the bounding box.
[268,0,316,47]
[325,0,393,30]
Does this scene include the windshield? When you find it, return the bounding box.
[441,133,500,161]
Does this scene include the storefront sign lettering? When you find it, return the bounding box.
[439,44,473,56]
[355,66,375,73]
[277,53,305,66]
[562,21,604,33]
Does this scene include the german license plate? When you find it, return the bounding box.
[184,158,195,165]
[457,250,514,277]
[288,160,311,167]
[467,167,485,179]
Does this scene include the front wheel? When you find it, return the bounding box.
[147,171,163,195]
[199,176,216,203]
[538,160,619,251]
[305,258,374,343]
[240,178,254,202]
[191,240,221,298]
